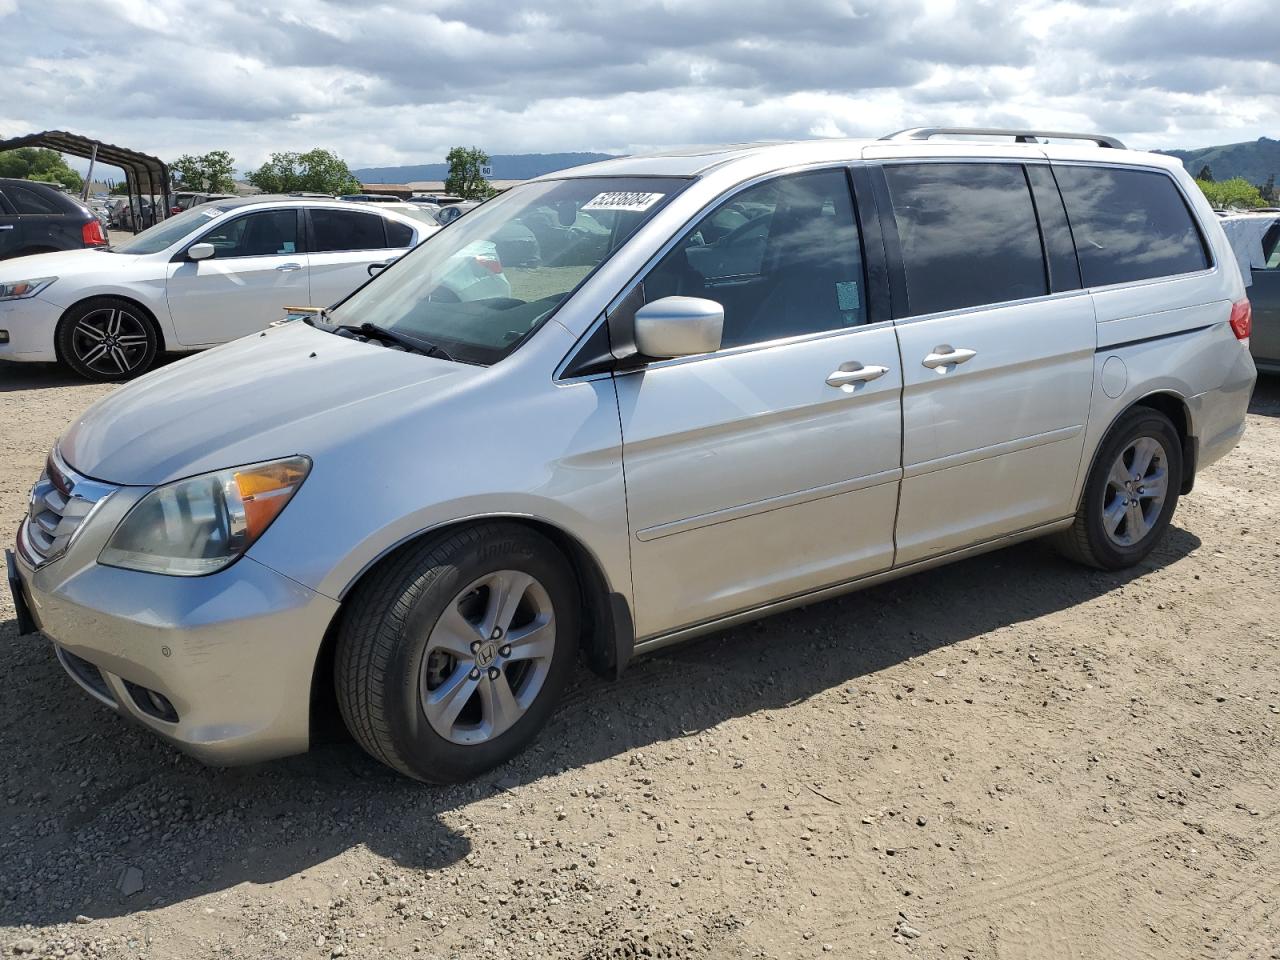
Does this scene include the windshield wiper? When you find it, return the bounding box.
[334,321,454,361]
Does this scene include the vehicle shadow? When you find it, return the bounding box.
[0,360,86,392]
[1250,371,1280,417]
[0,356,181,393]
[0,526,1201,927]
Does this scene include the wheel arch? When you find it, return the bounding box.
[54,293,168,361]
[1130,391,1195,494]
[1083,390,1196,502]
[308,515,635,746]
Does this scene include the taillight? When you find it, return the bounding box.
[170,206,182,215]
[473,255,503,275]
[81,219,106,247]
[1229,298,1252,341]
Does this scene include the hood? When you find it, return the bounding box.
[0,248,138,282]
[59,322,478,485]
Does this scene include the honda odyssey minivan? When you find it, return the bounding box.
[7,129,1257,783]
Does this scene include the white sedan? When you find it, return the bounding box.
[0,197,439,380]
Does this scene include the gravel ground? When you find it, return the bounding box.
[1,360,1278,960]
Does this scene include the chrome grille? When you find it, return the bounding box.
[18,449,117,567]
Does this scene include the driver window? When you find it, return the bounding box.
[198,210,299,259]
[641,169,866,349]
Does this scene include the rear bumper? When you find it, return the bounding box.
[1191,347,1257,472]
[11,540,340,765]
[0,295,62,362]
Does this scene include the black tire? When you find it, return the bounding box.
[334,523,579,783]
[56,297,160,382]
[1052,407,1183,570]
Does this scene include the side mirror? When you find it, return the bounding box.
[187,242,215,262]
[368,258,397,277]
[633,296,723,359]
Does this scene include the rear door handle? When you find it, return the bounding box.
[275,262,303,272]
[826,363,889,388]
[922,345,977,369]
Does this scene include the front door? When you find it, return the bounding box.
[878,161,1097,564]
[166,208,307,345]
[614,168,903,639]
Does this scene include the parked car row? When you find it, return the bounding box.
[4,130,1257,784]
[171,191,237,214]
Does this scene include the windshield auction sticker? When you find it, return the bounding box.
[582,192,665,212]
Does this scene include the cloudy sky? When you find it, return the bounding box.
[1,0,1277,176]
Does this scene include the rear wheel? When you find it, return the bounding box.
[56,297,159,381]
[1052,407,1183,570]
[334,523,578,783]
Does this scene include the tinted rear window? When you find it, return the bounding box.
[311,209,389,251]
[884,163,1047,316]
[1053,165,1209,287]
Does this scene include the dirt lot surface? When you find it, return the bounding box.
[1,361,1278,960]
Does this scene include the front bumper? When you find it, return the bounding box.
[10,528,340,765]
[0,295,62,362]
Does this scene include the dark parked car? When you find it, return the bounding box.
[1221,213,1280,373]
[0,178,107,259]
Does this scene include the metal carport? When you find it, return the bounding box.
[0,130,170,231]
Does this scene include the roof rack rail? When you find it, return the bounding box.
[880,127,1126,150]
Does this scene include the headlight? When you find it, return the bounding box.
[99,457,311,576]
[0,277,56,301]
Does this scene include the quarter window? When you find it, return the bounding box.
[884,163,1047,317]
[311,209,390,251]
[1053,166,1209,286]
[197,210,299,258]
[642,169,866,350]
[386,218,415,248]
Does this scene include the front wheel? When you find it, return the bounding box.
[334,523,579,783]
[56,297,160,381]
[1052,407,1183,570]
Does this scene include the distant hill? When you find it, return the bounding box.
[1156,137,1280,184]
[354,152,617,184]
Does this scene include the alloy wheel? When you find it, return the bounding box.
[69,306,152,376]
[1102,435,1169,547]
[420,570,556,745]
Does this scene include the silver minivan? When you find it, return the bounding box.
[7,129,1258,782]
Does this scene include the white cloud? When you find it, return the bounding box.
[1,0,1276,176]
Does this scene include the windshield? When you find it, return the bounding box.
[325,177,688,365]
[111,203,237,254]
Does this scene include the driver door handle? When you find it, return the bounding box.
[922,345,977,369]
[826,363,889,387]
[275,262,303,272]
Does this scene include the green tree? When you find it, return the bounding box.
[170,150,237,192]
[1196,176,1266,210]
[444,146,495,200]
[0,147,83,191]
[1196,164,1214,182]
[245,148,362,195]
